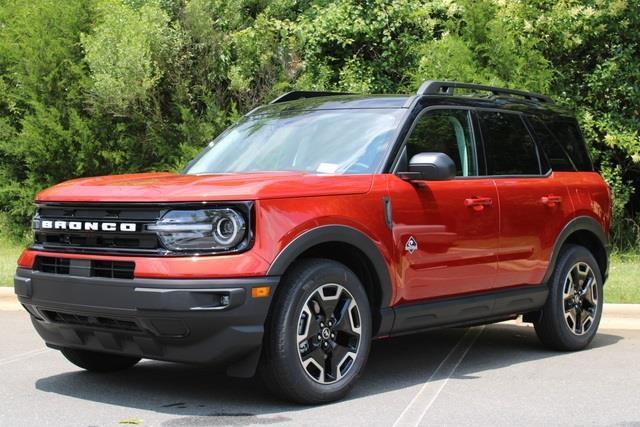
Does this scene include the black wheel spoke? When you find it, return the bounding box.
[318,290,342,320]
[305,301,321,337]
[563,298,574,312]
[301,342,326,367]
[336,334,359,358]
[575,307,583,334]
[580,276,593,297]
[570,267,580,292]
[333,297,353,331]
[326,342,351,382]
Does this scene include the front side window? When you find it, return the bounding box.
[405,109,478,177]
[186,109,404,175]
[479,111,541,175]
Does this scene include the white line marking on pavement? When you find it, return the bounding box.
[0,348,51,367]
[393,326,485,427]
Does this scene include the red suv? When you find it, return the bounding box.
[14,81,610,404]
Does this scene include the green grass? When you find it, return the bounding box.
[605,252,640,304]
[0,236,27,287]
[0,235,639,303]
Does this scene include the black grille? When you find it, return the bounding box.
[35,256,135,279]
[36,256,70,275]
[92,260,136,279]
[42,310,141,332]
[34,204,163,254]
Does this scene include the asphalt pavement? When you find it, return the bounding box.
[1,306,639,426]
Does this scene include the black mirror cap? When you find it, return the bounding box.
[406,152,456,181]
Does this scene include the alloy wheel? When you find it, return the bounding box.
[296,283,362,384]
[562,262,598,336]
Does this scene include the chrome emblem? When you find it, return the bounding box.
[405,236,418,254]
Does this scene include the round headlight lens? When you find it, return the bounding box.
[213,210,244,246]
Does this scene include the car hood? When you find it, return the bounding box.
[35,172,374,203]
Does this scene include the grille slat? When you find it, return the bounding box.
[35,256,135,279]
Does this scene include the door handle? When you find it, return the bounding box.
[541,195,562,207]
[464,197,493,211]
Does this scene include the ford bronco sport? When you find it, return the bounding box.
[14,81,610,404]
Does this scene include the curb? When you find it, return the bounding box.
[1,287,639,329]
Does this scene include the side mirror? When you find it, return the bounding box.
[401,152,456,181]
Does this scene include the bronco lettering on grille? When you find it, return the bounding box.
[40,220,137,232]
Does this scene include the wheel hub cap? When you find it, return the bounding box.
[321,327,331,340]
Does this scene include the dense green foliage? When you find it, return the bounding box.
[0,0,638,250]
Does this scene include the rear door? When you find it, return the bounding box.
[477,110,573,288]
[389,108,499,302]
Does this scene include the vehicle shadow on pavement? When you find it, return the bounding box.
[35,323,622,425]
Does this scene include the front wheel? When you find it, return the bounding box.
[260,259,372,404]
[60,348,141,372]
[534,244,603,351]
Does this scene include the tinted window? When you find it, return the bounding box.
[527,116,575,172]
[406,109,478,176]
[479,111,540,175]
[546,120,593,171]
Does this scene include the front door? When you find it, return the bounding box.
[389,108,499,303]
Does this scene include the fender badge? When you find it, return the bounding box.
[405,236,418,254]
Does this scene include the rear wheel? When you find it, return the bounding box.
[60,348,140,372]
[260,259,372,404]
[534,244,603,351]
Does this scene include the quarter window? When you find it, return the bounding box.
[406,109,478,177]
[545,120,593,171]
[479,111,541,175]
[527,116,574,172]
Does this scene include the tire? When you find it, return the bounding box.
[534,244,603,351]
[60,348,141,372]
[260,258,372,404]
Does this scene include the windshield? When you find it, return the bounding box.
[185,109,404,175]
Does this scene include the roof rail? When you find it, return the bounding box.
[270,91,353,104]
[417,80,553,104]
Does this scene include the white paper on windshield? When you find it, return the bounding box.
[316,163,339,174]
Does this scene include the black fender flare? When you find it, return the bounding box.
[267,225,393,308]
[542,215,609,284]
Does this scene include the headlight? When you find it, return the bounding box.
[147,208,248,252]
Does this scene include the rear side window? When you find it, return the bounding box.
[545,120,593,171]
[478,111,541,175]
[527,116,575,172]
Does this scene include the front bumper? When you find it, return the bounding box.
[14,268,278,376]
